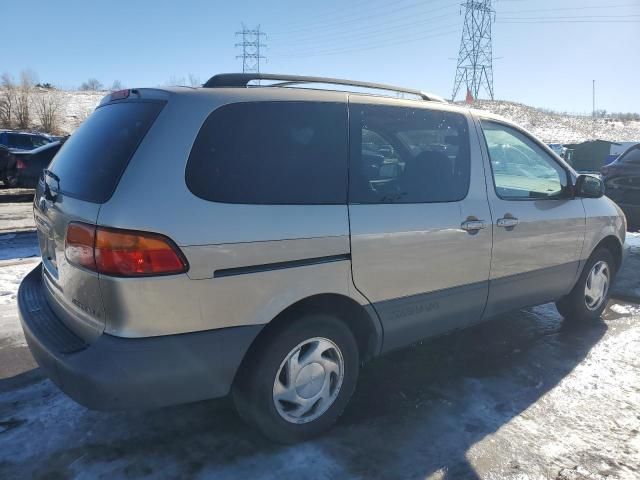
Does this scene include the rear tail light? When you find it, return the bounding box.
[16,159,26,170]
[65,222,188,276]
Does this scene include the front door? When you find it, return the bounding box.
[348,97,493,353]
[477,119,585,318]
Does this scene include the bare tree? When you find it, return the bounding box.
[188,73,201,87]
[20,69,38,89]
[34,92,63,133]
[80,78,103,91]
[111,79,123,91]
[14,70,35,129]
[0,73,16,128]
[167,75,186,87]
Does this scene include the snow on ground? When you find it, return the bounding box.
[0,232,39,261]
[0,232,40,308]
[0,232,40,348]
[467,100,640,144]
[0,261,38,308]
[609,303,640,315]
[0,203,36,233]
[625,231,640,249]
[0,261,38,349]
[0,298,638,479]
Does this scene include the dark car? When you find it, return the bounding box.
[0,131,54,151]
[602,143,640,228]
[0,144,14,186]
[6,141,62,188]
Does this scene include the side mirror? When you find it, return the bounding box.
[574,174,604,198]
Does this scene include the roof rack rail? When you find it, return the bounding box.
[203,73,446,103]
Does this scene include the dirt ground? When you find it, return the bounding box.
[0,231,638,479]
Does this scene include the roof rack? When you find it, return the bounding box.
[203,73,446,103]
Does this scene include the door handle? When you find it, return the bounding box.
[497,217,519,228]
[461,219,486,232]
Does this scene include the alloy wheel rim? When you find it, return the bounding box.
[584,260,610,311]
[273,337,344,424]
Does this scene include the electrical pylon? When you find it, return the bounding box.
[235,24,266,74]
[452,1,495,102]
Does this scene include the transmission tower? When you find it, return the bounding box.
[451,1,495,102]
[235,24,266,74]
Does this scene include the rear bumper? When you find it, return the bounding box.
[18,264,262,410]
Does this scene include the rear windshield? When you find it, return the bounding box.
[48,101,164,203]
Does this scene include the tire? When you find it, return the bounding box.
[2,173,18,188]
[556,248,615,323]
[232,313,359,444]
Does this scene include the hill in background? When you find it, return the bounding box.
[468,100,640,144]
[5,89,640,146]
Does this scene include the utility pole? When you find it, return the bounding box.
[235,24,267,74]
[452,1,495,102]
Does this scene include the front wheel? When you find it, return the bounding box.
[556,248,614,323]
[232,313,359,443]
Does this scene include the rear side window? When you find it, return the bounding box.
[32,136,50,148]
[619,146,640,165]
[9,134,33,149]
[186,102,348,204]
[349,104,471,204]
[48,101,164,203]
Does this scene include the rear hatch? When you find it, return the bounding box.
[34,92,165,341]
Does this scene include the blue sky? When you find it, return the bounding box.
[3,0,639,112]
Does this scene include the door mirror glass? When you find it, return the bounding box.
[575,174,604,198]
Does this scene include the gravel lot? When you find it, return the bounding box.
[0,229,638,480]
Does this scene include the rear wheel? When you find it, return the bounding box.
[2,172,18,188]
[232,313,359,443]
[556,248,614,322]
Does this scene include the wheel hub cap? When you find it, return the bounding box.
[585,260,610,311]
[273,337,344,424]
[295,363,325,398]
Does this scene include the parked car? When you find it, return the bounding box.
[5,141,62,188]
[0,144,13,186]
[0,130,54,151]
[602,142,640,228]
[18,74,626,444]
[547,143,567,159]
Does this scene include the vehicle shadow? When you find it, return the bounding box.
[330,304,608,479]
[0,304,608,479]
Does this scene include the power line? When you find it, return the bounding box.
[272,0,457,37]
[235,24,267,74]
[452,0,495,101]
[501,14,640,19]
[498,2,640,14]
[270,12,458,52]
[498,19,640,23]
[275,0,413,33]
[272,27,459,59]
[269,6,458,45]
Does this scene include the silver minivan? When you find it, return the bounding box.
[18,74,626,443]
